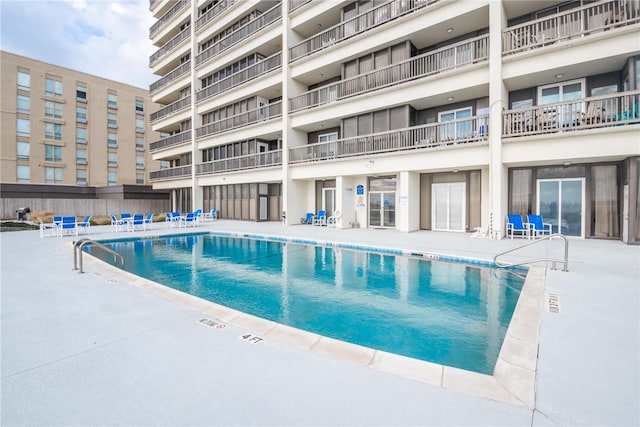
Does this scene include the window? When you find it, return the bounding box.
[45,77,63,97]
[136,155,144,170]
[17,141,30,159]
[17,165,30,183]
[136,173,145,184]
[76,127,87,144]
[45,144,62,162]
[17,118,30,137]
[108,152,118,167]
[136,118,144,133]
[76,169,87,185]
[45,101,63,119]
[44,122,63,140]
[538,79,585,125]
[108,171,118,185]
[136,99,144,114]
[76,148,87,165]
[108,113,117,128]
[76,106,87,123]
[17,95,30,113]
[107,93,118,109]
[76,84,87,102]
[17,71,30,91]
[136,136,145,151]
[318,132,338,143]
[44,166,63,184]
[107,132,118,148]
[160,160,170,169]
[439,107,472,141]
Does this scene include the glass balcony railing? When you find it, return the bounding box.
[149,165,192,181]
[289,116,489,164]
[196,101,283,139]
[150,60,190,93]
[289,0,311,13]
[195,4,282,67]
[149,26,190,67]
[290,35,488,112]
[150,96,191,122]
[150,130,192,152]
[289,0,438,61]
[196,53,282,103]
[503,0,640,55]
[195,0,238,31]
[503,91,640,137]
[149,0,189,39]
[196,150,282,175]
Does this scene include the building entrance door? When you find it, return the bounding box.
[369,191,395,228]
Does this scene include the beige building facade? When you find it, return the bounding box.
[147,0,640,242]
[1,51,164,188]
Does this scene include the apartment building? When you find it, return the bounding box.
[0,51,163,188]
[147,0,640,242]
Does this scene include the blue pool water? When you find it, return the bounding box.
[92,233,525,374]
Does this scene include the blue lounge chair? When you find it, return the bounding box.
[506,214,529,239]
[165,212,181,228]
[143,213,154,230]
[203,208,218,222]
[111,215,125,232]
[78,215,92,235]
[527,214,552,238]
[59,216,78,237]
[180,212,197,228]
[128,214,145,231]
[300,212,314,224]
[313,210,326,226]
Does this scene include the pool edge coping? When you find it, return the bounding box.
[75,232,543,409]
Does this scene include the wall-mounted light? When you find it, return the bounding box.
[447,96,454,102]
[446,27,453,33]
[318,73,324,77]
[563,161,572,167]
[555,73,564,79]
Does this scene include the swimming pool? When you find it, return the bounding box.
[92,232,525,375]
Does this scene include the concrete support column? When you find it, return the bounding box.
[397,171,420,232]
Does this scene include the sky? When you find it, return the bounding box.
[1,0,156,88]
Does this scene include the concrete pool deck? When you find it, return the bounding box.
[1,221,639,426]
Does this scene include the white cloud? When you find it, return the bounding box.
[0,0,155,89]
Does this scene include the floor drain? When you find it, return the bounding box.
[547,293,560,314]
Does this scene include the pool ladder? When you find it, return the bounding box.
[73,238,125,273]
[494,233,569,272]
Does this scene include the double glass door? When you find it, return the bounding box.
[432,182,466,231]
[537,178,584,237]
[369,191,395,228]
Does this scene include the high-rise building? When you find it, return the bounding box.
[1,51,163,188]
[148,0,640,242]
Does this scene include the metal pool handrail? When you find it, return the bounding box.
[494,233,569,272]
[73,238,125,273]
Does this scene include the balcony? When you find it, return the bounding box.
[151,96,191,122]
[289,0,439,61]
[503,91,639,138]
[503,0,640,55]
[290,35,488,112]
[150,130,192,152]
[149,0,189,39]
[195,0,237,31]
[196,53,282,103]
[289,0,311,13]
[149,165,192,181]
[149,26,190,68]
[195,4,282,67]
[196,101,283,139]
[196,150,282,175]
[289,115,489,164]
[150,60,190,94]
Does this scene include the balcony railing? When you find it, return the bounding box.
[289,0,438,61]
[149,0,189,38]
[150,60,190,93]
[196,101,283,139]
[150,130,192,152]
[149,26,190,67]
[195,0,237,31]
[196,150,282,175]
[290,35,488,112]
[150,96,191,122]
[503,91,640,138]
[149,165,192,181]
[196,53,282,103]
[503,0,640,55]
[289,0,312,13]
[289,116,489,164]
[195,4,282,67]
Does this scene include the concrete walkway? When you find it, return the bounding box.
[1,221,638,426]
